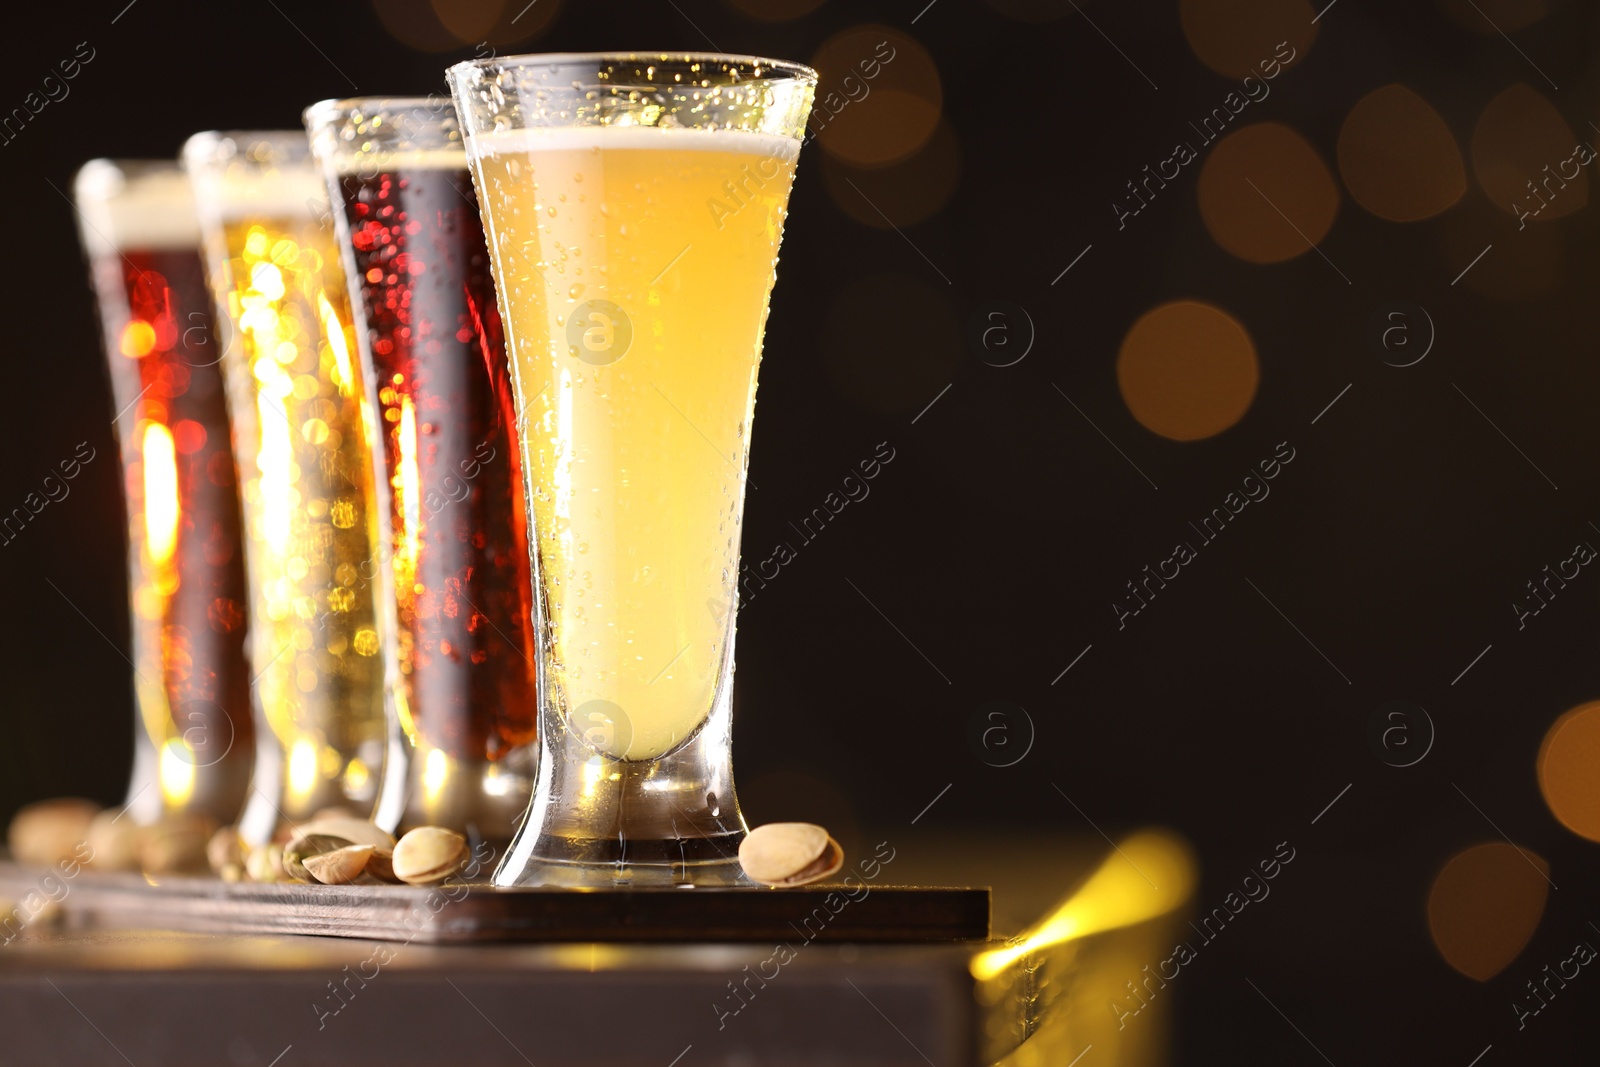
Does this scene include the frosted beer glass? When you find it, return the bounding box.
[448,53,815,886]
[74,160,254,829]
[305,97,539,850]
[183,132,394,845]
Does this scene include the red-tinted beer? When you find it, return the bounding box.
[76,161,253,825]
[334,160,537,763]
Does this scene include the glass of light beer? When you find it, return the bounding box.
[448,53,815,886]
[73,160,254,829]
[304,97,539,851]
[183,132,395,845]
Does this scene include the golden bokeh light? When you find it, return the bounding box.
[1539,701,1600,842]
[1117,301,1259,442]
[722,0,827,20]
[159,738,197,808]
[1199,122,1340,263]
[810,26,942,167]
[1337,84,1466,222]
[1471,84,1587,223]
[430,0,504,41]
[821,119,961,229]
[823,274,960,415]
[1180,0,1317,80]
[1437,0,1548,33]
[1427,842,1550,981]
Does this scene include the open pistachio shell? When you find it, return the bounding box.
[391,827,469,886]
[738,822,844,887]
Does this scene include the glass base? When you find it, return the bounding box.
[500,846,751,888]
[493,681,750,888]
[391,747,535,860]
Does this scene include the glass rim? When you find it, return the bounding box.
[447,50,818,84]
[73,158,187,199]
[182,129,314,169]
[303,95,453,125]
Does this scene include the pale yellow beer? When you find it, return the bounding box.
[470,127,799,760]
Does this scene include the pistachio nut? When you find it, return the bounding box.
[7,798,99,867]
[206,827,245,879]
[25,897,63,929]
[738,822,844,887]
[245,843,287,884]
[140,814,213,875]
[85,811,143,872]
[366,848,398,883]
[304,844,377,885]
[391,827,469,886]
[282,818,396,881]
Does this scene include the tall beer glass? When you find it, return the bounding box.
[448,53,815,886]
[74,160,254,828]
[183,132,394,845]
[305,97,538,849]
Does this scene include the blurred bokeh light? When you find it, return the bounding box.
[1471,83,1586,223]
[1117,300,1259,442]
[810,26,942,167]
[1337,84,1466,222]
[1538,700,1600,842]
[1426,841,1550,981]
[371,0,560,51]
[1180,0,1317,79]
[1199,122,1340,263]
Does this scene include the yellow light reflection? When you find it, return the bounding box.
[344,757,371,795]
[287,737,320,803]
[142,422,180,567]
[396,394,421,580]
[970,830,1195,981]
[159,738,196,807]
[318,292,356,396]
[256,388,293,552]
[421,746,450,808]
[120,320,157,358]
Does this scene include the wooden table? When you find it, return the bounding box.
[0,832,1193,1066]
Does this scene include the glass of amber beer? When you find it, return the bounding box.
[305,97,539,851]
[74,160,254,829]
[183,132,395,845]
[448,53,815,886]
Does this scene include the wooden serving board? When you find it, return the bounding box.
[0,862,988,944]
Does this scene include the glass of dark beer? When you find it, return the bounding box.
[73,160,255,829]
[305,98,537,851]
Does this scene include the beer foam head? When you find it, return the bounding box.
[329,147,468,176]
[73,160,201,254]
[467,125,800,162]
[181,131,331,222]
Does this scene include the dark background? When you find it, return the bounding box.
[4,0,1599,1062]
